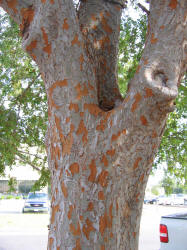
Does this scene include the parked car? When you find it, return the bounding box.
[157,196,169,205]
[160,212,187,249]
[172,194,186,205]
[144,196,158,204]
[22,192,49,213]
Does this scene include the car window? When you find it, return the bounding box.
[28,193,48,199]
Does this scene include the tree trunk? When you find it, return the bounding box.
[1,0,186,249]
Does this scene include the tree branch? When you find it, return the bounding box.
[15,153,41,172]
[103,0,127,9]
[12,73,41,103]
[137,3,150,15]
[17,149,46,162]
[78,0,124,111]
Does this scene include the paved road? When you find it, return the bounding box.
[0,233,47,250]
[0,200,186,250]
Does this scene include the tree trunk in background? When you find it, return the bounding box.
[0,0,186,249]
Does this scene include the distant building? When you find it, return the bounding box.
[0,179,36,194]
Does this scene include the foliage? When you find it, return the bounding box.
[154,76,187,184]
[118,14,147,94]
[151,185,160,196]
[8,176,17,192]
[0,13,48,187]
[161,175,187,195]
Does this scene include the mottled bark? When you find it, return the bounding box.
[78,0,124,110]
[1,0,186,249]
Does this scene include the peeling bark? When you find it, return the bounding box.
[1,0,186,249]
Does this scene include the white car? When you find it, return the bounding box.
[23,192,49,213]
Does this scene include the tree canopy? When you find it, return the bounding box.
[0,2,186,189]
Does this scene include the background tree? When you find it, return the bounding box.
[8,176,17,192]
[0,13,50,189]
[0,0,186,249]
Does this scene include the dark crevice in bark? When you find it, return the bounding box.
[77,0,124,111]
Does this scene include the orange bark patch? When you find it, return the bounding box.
[26,40,37,52]
[98,170,108,187]
[140,115,148,126]
[99,210,112,236]
[106,148,115,157]
[98,36,110,48]
[62,18,69,30]
[101,246,105,250]
[49,79,68,109]
[73,239,81,250]
[98,191,105,200]
[51,204,59,224]
[88,159,97,182]
[136,65,141,73]
[67,205,73,220]
[136,193,140,202]
[7,0,17,13]
[61,181,68,198]
[49,237,54,249]
[111,131,121,141]
[109,204,113,228]
[20,7,35,34]
[69,103,79,113]
[50,0,54,4]
[87,202,94,211]
[91,14,97,21]
[101,16,113,34]
[41,0,46,3]
[55,145,61,160]
[88,81,95,91]
[84,103,101,117]
[133,157,142,170]
[80,112,84,117]
[80,215,83,221]
[69,163,80,176]
[145,87,153,98]
[43,44,51,56]
[66,117,70,123]
[82,218,95,240]
[139,174,144,183]
[62,124,74,156]
[41,27,51,56]
[132,232,136,238]
[101,154,108,167]
[96,119,106,131]
[75,83,88,100]
[80,54,84,71]
[152,130,157,138]
[76,120,88,144]
[143,58,148,65]
[151,33,158,44]
[169,0,178,9]
[70,222,81,236]
[71,34,81,47]
[123,202,130,218]
[160,25,165,30]
[131,93,142,112]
